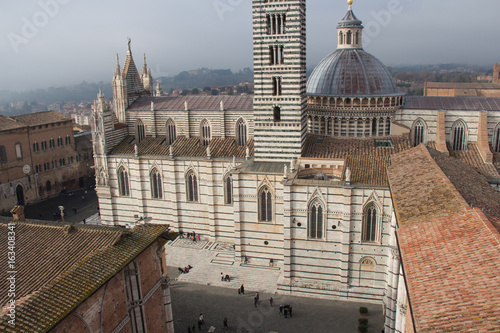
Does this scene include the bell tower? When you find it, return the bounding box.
[252,0,307,162]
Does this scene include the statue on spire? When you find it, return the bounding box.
[127,38,132,55]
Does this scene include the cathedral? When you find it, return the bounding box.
[92,1,500,331]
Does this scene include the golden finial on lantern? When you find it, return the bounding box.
[347,0,353,5]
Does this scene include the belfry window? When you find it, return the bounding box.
[135,119,145,144]
[201,120,211,146]
[272,77,282,96]
[273,107,281,122]
[258,186,273,222]
[186,171,198,202]
[236,118,247,146]
[266,13,286,35]
[150,168,162,199]
[118,167,130,196]
[362,204,378,242]
[308,200,324,239]
[269,45,284,65]
[451,120,467,151]
[166,119,176,146]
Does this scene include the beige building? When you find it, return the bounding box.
[92,1,500,332]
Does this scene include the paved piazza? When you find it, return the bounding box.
[166,238,384,333]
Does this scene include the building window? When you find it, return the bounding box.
[493,124,500,153]
[118,167,130,196]
[339,32,343,45]
[135,119,145,144]
[266,13,286,35]
[49,138,55,149]
[201,119,211,146]
[186,170,198,202]
[224,174,233,205]
[236,118,247,146]
[41,140,47,151]
[33,142,39,152]
[269,45,284,65]
[258,186,273,222]
[14,143,22,159]
[273,107,281,122]
[413,119,426,147]
[347,30,352,44]
[57,136,63,147]
[308,199,324,239]
[451,120,467,151]
[65,135,71,145]
[272,77,282,96]
[0,145,7,164]
[150,168,162,199]
[166,119,176,146]
[125,262,147,333]
[362,204,379,242]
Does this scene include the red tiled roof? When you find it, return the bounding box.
[111,135,254,159]
[11,111,71,126]
[127,95,253,112]
[405,96,500,111]
[388,145,500,332]
[0,116,25,131]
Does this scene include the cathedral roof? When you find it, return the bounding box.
[388,145,500,332]
[307,49,402,97]
[405,96,500,111]
[127,95,253,112]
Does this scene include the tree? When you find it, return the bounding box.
[192,88,199,95]
[203,86,211,92]
[181,89,189,96]
[211,89,219,96]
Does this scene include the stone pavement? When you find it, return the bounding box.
[166,237,281,294]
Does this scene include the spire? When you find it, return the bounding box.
[337,0,363,49]
[114,54,121,76]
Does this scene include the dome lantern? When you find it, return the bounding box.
[338,0,363,50]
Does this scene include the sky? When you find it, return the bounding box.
[0,0,499,91]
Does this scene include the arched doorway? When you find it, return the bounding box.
[16,185,25,206]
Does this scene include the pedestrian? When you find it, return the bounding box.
[284,308,288,318]
[192,324,196,332]
[240,284,245,294]
[197,234,200,241]
[72,207,77,214]
[188,325,192,333]
[270,297,273,307]
[254,296,258,307]
[289,305,293,317]
[199,313,204,324]
[225,274,230,282]
[221,272,224,281]
[223,317,228,330]
[238,287,241,296]
[279,304,283,316]
[255,292,259,301]
[197,319,202,330]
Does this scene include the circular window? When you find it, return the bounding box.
[297,223,302,227]
[332,225,337,230]
[264,241,269,245]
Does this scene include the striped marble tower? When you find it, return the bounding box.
[252,0,307,162]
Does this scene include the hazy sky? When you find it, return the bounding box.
[1,0,499,91]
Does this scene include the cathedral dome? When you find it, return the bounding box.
[307,49,401,97]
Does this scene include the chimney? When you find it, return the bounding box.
[476,111,493,163]
[435,111,449,154]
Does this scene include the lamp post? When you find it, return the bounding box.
[59,206,65,223]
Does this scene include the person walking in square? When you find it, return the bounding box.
[223,317,228,330]
[279,304,283,316]
[269,297,273,307]
[240,284,244,294]
[289,305,293,317]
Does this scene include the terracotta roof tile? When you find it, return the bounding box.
[0,222,169,332]
[388,146,500,332]
[11,111,71,126]
[448,143,500,178]
[405,96,500,111]
[111,135,254,159]
[0,116,25,131]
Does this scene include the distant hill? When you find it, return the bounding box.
[158,68,253,91]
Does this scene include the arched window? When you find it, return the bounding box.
[236,118,247,146]
[339,32,343,45]
[186,170,198,202]
[118,167,130,196]
[362,203,379,242]
[347,30,352,44]
[412,119,426,146]
[166,119,176,146]
[308,199,324,239]
[273,106,281,122]
[451,120,467,151]
[150,168,162,199]
[492,123,500,153]
[201,120,211,146]
[224,174,233,205]
[355,31,359,44]
[41,140,47,151]
[258,186,273,222]
[49,138,55,149]
[135,119,145,144]
[33,142,39,152]
[57,136,63,147]
[0,145,6,164]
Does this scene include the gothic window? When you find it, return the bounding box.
[186,170,198,202]
[258,186,273,222]
[57,136,62,147]
[125,262,147,333]
[272,77,282,96]
[493,124,500,153]
[118,167,130,196]
[0,145,6,164]
[14,143,22,159]
[201,120,211,146]
[224,174,233,205]
[150,168,162,199]
[308,199,324,239]
[273,107,281,122]
[362,203,379,242]
[65,135,71,145]
[236,118,247,146]
[41,140,47,151]
[412,119,426,146]
[269,46,284,65]
[49,138,55,149]
[33,142,39,152]
[135,119,145,144]
[451,120,467,151]
[166,119,176,146]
